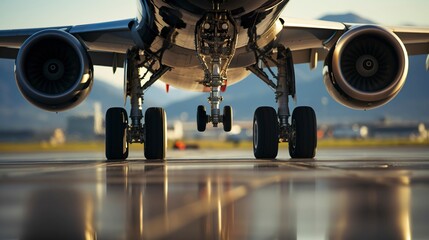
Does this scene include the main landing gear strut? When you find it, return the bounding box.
[105,48,170,160]
[248,45,317,159]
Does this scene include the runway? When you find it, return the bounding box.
[1,147,429,239]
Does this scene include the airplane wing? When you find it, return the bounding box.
[277,18,429,69]
[2,17,428,69]
[0,19,135,68]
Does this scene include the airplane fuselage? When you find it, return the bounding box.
[132,0,288,90]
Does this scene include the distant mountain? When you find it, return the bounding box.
[319,13,375,24]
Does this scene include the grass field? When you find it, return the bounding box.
[0,138,428,153]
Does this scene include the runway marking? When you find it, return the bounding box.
[0,161,108,179]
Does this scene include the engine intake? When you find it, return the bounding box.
[15,30,93,112]
[324,25,408,110]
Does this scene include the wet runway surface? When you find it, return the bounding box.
[1,147,429,239]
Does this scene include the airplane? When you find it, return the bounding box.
[0,0,428,160]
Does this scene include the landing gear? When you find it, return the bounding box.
[105,107,128,160]
[105,48,170,161]
[197,105,208,132]
[289,107,317,158]
[197,105,233,132]
[249,45,317,159]
[222,106,233,132]
[253,107,278,159]
[195,10,237,132]
[144,108,167,160]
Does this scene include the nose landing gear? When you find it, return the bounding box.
[197,104,233,132]
[195,11,237,132]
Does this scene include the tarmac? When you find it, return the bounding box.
[1,147,429,239]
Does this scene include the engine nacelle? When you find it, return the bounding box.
[323,25,408,110]
[15,30,93,112]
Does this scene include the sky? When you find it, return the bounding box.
[285,0,429,26]
[0,0,428,30]
[0,0,428,92]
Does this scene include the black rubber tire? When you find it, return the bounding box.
[253,107,279,159]
[289,106,317,158]
[197,105,207,132]
[105,107,128,160]
[223,105,233,132]
[144,107,167,160]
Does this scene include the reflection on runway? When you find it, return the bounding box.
[21,189,95,240]
[0,148,428,239]
[328,177,411,240]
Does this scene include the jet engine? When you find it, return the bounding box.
[323,25,408,110]
[15,30,93,112]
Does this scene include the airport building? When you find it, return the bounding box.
[66,102,104,140]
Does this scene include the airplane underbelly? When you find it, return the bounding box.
[162,44,257,68]
[164,0,284,14]
[159,67,250,91]
[141,0,287,50]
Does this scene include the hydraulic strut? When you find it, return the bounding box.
[125,48,170,143]
[126,50,144,144]
[248,45,296,142]
[276,45,292,137]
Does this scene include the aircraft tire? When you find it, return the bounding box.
[197,105,207,132]
[144,107,167,160]
[253,107,279,159]
[106,107,128,160]
[289,106,317,158]
[223,105,233,132]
